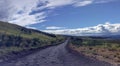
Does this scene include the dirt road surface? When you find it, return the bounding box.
[0,40,113,66]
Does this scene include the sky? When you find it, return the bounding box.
[0,0,120,35]
[31,0,120,30]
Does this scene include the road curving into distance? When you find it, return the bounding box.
[0,39,113,66]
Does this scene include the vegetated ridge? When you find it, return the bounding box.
[0,21,65,62]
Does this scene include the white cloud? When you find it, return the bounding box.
[41,0,115,8]
[74,0,93,7]
[0,0,45,26]
[43,22,120,36]
[46,26,65,30]
[40,0,93,9]
[9,12,46,26]
[26,26,37,29]
[44,0,74,8]
[0,0,14,21]
[0,0,118,26]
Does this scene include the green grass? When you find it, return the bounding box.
[71,37,120,48]
[0,21,66,58]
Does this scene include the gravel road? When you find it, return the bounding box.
[0,40,113,66]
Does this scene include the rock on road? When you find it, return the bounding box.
[0,40,113,66]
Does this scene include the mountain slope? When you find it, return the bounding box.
[0,21,65,60]
[0,21,56,41]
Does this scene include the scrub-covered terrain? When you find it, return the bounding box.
[0,21,65,62]
[69,37,120,66]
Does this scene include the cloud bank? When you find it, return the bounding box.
[43,22,120,36]
[0,0,116,26]
[46,26,65,30]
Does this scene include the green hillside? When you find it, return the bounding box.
[0,21,65,57]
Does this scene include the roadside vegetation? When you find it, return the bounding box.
[69,36,120,65]
[0,21,66,61]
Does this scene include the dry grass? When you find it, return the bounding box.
[69,44,120,65]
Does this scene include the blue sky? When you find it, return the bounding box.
[0,0,120,35]
[28,0,120,30]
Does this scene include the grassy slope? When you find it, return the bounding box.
[0,21,55,41]
[69,37,120,65]
[0,21,65,58]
